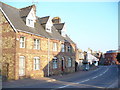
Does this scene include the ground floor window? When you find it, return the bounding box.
[33,57,40,70]
[53,57,58,69]
[68,57,72,67]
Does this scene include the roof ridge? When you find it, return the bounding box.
[53,23,65,25]
[40,16,50,19]
[19,4,35,10]
[0,1,19,10]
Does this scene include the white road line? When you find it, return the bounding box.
[79,79,90,83]
[58,85,69,88]
[57,67,110,88]
[92,76,98,79]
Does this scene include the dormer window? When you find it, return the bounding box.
[46,28,51,32]
[27,19,34,28]
[25,7,36,28]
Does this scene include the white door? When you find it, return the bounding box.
[19,56,25,76]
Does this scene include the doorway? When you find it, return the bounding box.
[19,56,25,77]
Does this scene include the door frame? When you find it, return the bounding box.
[19,56,25,77]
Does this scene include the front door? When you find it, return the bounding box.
[61,60,64,71]
[19,56,25,76]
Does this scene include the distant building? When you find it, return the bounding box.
[75,48,84,71]
[104,50,120,65]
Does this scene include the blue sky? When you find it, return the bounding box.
[2,1,118,53]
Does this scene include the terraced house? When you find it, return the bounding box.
[0,2,76,80]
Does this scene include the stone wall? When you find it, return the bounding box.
[14,31,76,79]
[1,10,76,80]
[0,10,16,80]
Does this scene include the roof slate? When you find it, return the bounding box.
[53,23,64,30]
[20,5,33,18]
[0,2,75,44]
[39,16,50,25]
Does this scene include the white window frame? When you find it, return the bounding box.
[53,57,57,69]
[34,39,40,50]
[53,42,57,51]
[68,58,72,67]
[28,19,34,28]
[33,57,40,70]
[61,44,65,52]
[20,37,25,48]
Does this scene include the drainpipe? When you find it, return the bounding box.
[47,38,50,76]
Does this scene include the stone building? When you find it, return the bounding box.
[0,2,76,80]
[75,48,84,71]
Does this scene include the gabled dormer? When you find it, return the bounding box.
[39,16,53,33]
[20,5,36,28]
[61,24,66,37]
[52,17,66,37]
[53,23,66,37]
[46,17,53,33]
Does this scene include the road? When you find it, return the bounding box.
[3,65,119,89]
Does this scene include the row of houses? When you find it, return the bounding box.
[0,2,77,80]
[0,2,105,80]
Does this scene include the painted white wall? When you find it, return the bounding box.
[26,8,36,28]
[46,17,53,33]
[87,53,99,65]
[61,24,66,37]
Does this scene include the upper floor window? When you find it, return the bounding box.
[68,46,71,52]
[53,42,57,51]
[61,44,65,52]
[67,45,72,53]
[27,19,34,28]
[53,57,58,69]
[68,58,72,67]
[33,57,40,70]
[20,37,25,48]
[34,39,40,50]
[46,27,51,32]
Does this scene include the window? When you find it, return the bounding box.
[20,37,25,48]
[67,46,72,52]
[34,39,40,50]
[53,42,57,51]
[61,44,65,52]
[28,19,34,28]
[53,57,57,69]
[68,58,72,67]
[33,57,40,70]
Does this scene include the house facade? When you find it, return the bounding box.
[104,50,120,65]
[0,2,76,80]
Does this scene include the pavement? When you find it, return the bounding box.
[2,66,99,88]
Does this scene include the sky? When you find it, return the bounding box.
[1,0,118,53]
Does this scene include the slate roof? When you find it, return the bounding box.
[38,16,50,25]
[20,5,33,18]
[0,2,75,44]
[53,23,64,30]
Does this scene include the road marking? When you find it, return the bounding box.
[92,76,98,79]
[58,85,69,88]
[79,79,90,83]
[57,66,110,89]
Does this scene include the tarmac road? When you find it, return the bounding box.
[2,65,119,89]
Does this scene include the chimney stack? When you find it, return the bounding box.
[52,17,61,24]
